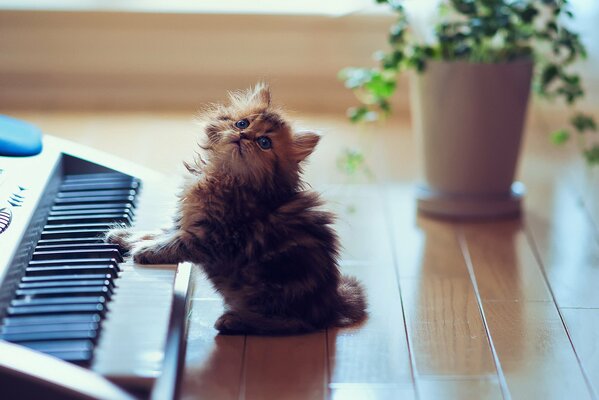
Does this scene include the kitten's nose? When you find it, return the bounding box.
[239,132,249,140]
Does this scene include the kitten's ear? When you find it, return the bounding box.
[293,131,321,162]
[252,82,271,108]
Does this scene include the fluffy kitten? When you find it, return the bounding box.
[107,83,367,334]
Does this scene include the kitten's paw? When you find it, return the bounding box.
[130,242,161,264]
[130,240,180,265]
[105,228,133,250]
[215,312,247,335]
[106,229,161,252]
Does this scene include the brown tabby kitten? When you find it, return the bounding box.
[107,83,367,334]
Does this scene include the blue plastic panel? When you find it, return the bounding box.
[0,115,43,157]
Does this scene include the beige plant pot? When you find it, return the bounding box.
[410,59,533,218]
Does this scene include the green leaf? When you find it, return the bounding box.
[551,129,570,144]
[364,72,396,98]
[412,57,426,72]
[389,22,407,43]
[520,5,539,23]
[422,46,436,57]
[571,114,597,133]
[387,0,404,12]
[454,44,471,58]
[451,0,476,15]
[382,50,404,70]
[546,21,558,33]
[540,0,558,6]
[378,99,392,114]
[583,145,599,165]
[541,64,560,88]
[337,148,369,176]
[347,106,370,123]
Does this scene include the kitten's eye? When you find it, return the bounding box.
[256,136,272,150]
[235,119,250,129]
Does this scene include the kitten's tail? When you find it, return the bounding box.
[335,275,367,327]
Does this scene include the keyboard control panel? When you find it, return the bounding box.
[0,207,11,234]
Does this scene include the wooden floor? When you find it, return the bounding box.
[8,104,599,399]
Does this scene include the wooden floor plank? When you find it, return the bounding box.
[327,262,411,385]
[400,274,497,378]
[329,384,416,400]
[525,183,599,308]
[386,186,502,398]
[418,378,503,400]
[325,187,415,389]
[243,333,327,400]
[398,219,497,377]
[460,219,595,399]
[561,308,599,397]
[181,298,245,400]
[323,185,397,264]
[461,221,552,302]
[483,302,592,400]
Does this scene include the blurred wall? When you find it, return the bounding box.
[0,10,402,113]
[1,7,596,114]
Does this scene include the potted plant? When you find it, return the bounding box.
[340,0,597,218]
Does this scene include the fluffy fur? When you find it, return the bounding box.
[107,83,367,334]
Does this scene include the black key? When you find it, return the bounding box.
[42,223,116,231]
[36,237,106,246]
[61,177,135,185]
[15,286,112,298]
[1,329,98,342]
[40,228,107,240]
[45,213,132,225]
[29,258,120,270]
[45,349,93,364]
[62,174,136,182]
[11,296,107,307]
[2,322,99,335]
[26,265,118,278]
[57,189,136,198]
[19,280,114,290]
[22,273,113,283]
[64,172,131,181]
[53,195,136,206]
[34,243,120,253]
[59,180,139,192]
[30,258,119,268]
[31,250,123,263]
[3,314,101,326]
[8,303,106,316]
[50,207,133,217]
[51,203,134,212]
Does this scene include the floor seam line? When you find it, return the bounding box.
[457,226,512,400]
[382,185,420,400]
[237,335,248,400]
[524,219,598,400]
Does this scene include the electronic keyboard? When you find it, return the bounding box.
[0,135,195,400]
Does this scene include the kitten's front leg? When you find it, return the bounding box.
[105,228,160,252]
[105,227,134,251]
[130,230,188,264]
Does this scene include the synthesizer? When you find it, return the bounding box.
[0,135,195,400]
